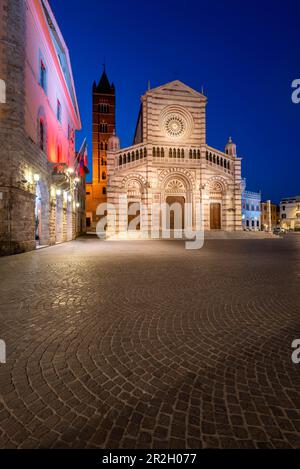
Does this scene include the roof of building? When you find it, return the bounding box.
[280,195,300,203]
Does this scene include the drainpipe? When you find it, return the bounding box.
[267,200,272,232]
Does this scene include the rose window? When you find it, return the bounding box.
[163,114,186,138]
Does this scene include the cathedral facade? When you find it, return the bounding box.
[105,80,242,236]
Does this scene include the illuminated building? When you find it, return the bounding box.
[0,0,87,255]
[280,196,300,231]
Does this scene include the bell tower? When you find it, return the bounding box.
[86,67,116,231]
[92,66,115,202]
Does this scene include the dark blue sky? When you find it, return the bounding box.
[51,0,300,202]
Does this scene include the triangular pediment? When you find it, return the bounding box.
[147,80,206,99]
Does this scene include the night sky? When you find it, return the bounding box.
[50,0,300,203]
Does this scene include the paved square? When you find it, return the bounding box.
[0,236,300,449]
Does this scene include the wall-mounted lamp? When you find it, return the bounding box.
[68,195,72,202]
[56,189,62,196]
[76,202,80,208]
[33,173,40,182]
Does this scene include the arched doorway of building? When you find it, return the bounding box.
[210,203,221,229]
[162,175,190,235]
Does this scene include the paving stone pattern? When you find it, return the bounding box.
[0,236,300,449]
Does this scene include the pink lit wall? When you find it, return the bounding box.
[24,0,81,166]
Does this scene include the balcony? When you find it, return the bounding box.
[205,146,232,174]
[113,144,234,175]
[115,144,148,169]
[152,146,201,167]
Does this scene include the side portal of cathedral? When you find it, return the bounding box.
[105,80,242,235]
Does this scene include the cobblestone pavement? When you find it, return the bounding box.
[0,235,300,449]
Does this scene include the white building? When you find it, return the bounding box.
[106,80,243,236]
[280,196,300,231]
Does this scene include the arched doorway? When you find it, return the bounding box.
[207,178,226,231]
[162,176,190,234]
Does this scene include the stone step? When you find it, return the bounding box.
[204,230,277,239]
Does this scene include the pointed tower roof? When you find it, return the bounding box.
[97,66,114,94]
